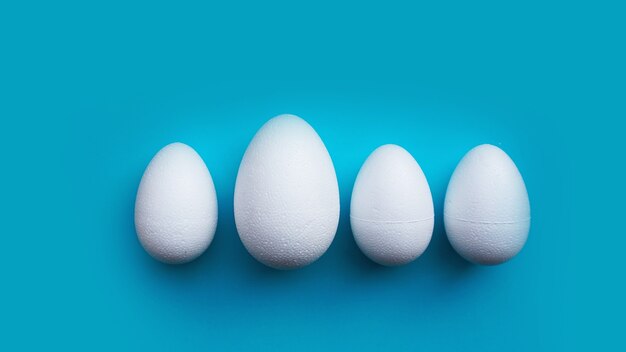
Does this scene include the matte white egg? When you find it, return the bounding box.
[234,114,340,270]
[444,144,530,265]
[135,142,218,264]
[350,145,434,266]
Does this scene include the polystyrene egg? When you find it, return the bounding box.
[444,144,530,265]
[350,144,434,266]
[234,114,340,270]
[135,142,218,264]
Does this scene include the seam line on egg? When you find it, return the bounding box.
[350,216,435,224]
[444,215,531,224]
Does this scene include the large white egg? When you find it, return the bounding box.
[234,114,340,270]
[135,142,218,264]
[350,145,434,266]
[444,144,530,265]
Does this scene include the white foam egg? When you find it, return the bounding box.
[444,144,530,265]
[350,145,434,266]
[135,142,218,264]
[234,114,340,270]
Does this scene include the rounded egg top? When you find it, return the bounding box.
[351,144,434,222]
[444,144,530,223]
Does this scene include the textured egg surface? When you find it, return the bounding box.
[444,144,530,265]
[351,144,434,266]
[234,114,340,269]
[135,142,218,264]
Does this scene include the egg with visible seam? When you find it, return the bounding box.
[135,142,218,264]
[350,144,434,266]
[234,114,340,270]
[444,144,530,265]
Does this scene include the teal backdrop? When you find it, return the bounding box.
[1,1,624,350]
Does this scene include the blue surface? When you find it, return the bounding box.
[1,1,624,350]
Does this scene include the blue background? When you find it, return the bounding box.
[1,1,624,350]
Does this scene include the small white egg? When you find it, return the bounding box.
[135,142,218,264]
[444,144,530,265]
[350,144,434,266]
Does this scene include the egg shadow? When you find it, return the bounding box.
[333,163,479,284]
[117,168,229,317]
[341,213,400,274]
[427,166,479,286]
[429,213,476,274]
[330,186,423,281]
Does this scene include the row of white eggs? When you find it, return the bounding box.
[135,114,530,269]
